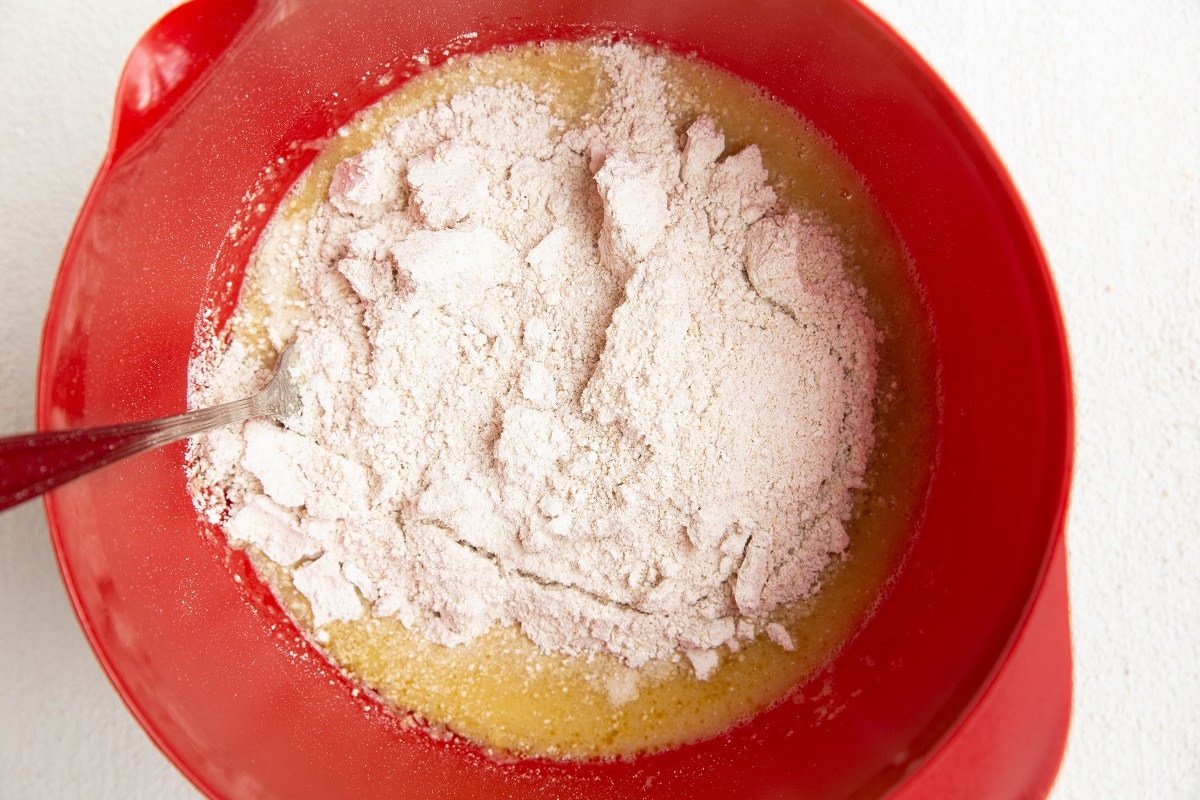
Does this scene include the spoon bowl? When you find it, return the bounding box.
[37,0,1073,797]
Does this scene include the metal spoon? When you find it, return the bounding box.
[0,346,299,512]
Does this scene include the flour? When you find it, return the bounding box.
[187,43,878,678]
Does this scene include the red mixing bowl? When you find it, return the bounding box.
[38,0,1074,797]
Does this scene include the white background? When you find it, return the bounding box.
[1,1,1197,797]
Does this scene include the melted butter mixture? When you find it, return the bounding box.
[231,40,935,760]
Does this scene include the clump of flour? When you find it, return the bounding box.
[188,43,877,682]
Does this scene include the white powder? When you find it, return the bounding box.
[188,43,877,678]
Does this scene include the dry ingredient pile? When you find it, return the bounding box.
[189,43,877,688]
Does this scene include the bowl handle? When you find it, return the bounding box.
[109,0,258,162]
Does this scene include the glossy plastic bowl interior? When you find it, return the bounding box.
[38,0,1073,797]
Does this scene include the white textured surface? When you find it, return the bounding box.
[0,1,1196,797]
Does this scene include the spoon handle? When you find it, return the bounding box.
[0,394,266,512]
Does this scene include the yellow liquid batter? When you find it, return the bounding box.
[230,40,935,760]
